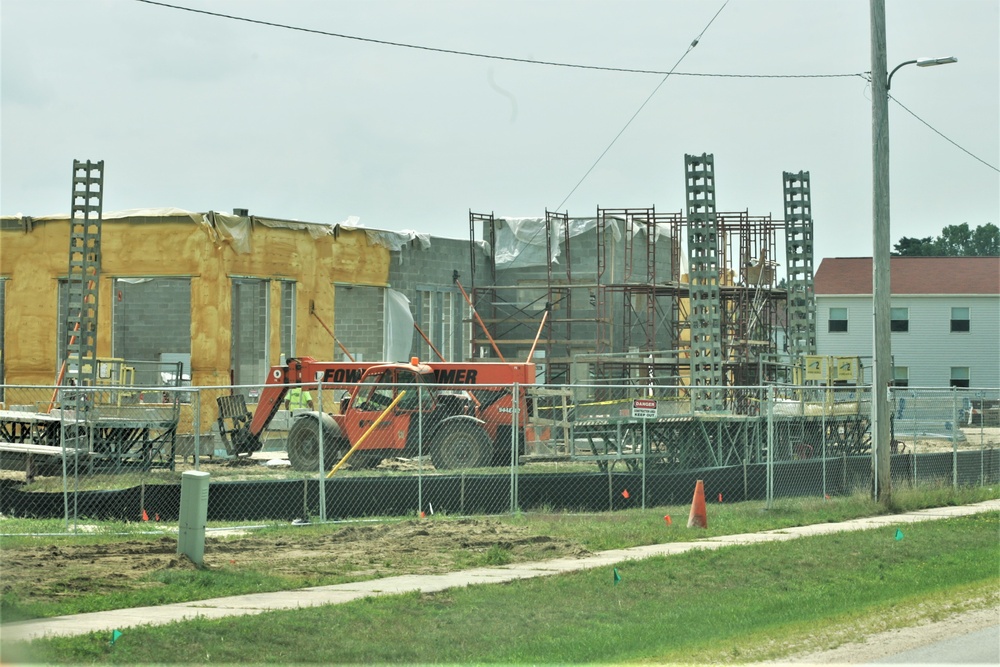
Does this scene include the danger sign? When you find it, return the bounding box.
[632,399,657,419]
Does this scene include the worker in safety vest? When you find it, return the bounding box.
[285,386,314,411]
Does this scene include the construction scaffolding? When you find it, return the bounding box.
[468,154,815,398]
[64,160,105,391]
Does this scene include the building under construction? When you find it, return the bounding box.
[468,154,817,405]
[0,154,862,483]
[0,153,816,405]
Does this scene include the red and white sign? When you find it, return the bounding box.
[632,399,657,419]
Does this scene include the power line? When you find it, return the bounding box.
[552,0,732,212]
[889,94,999,173]
[133,0,861,80]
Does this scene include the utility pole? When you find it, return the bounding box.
[870,0,892,502]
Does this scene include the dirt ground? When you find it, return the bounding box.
[1,518,590,608]
[900,426,1000,454]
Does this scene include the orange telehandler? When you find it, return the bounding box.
[219,356,536,471]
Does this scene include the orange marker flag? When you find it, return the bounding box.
[664,515,672,525]
[622,489,630,499]
[718,493,723,503]
[141,509,149,521]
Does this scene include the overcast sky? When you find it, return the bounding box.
[2,0,997,265]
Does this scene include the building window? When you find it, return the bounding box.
[892,366,909,388]
[231,278,270,396]
[828,307,848,333]
[334,284,384,363]
[0,279,5,401]
[950,367,970,388]
[950,307,970,332]
[112,278,192,386]
[890,307,909,332]
[417,287,460,363]
[279,281,296,360]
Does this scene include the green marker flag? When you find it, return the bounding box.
[613,567,621,585]
[111,629,123,645]
[895,529,904,541]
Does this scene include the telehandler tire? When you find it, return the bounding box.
[287,416,347,472]
[431,421,491,470]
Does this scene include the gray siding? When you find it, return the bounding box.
[816,294,999,387]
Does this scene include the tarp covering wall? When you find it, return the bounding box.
[493,217,624,269]
[384,288,415,363]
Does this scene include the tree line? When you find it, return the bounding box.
[892,223,998,256]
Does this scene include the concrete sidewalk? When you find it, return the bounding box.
[4,499,999,643]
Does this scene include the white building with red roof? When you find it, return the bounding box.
[814,256,999,388]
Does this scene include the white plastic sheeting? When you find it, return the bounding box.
[204,211,252,254]
[383,288,414,363]
[493,217,623,269]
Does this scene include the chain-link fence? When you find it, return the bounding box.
[2,379,997,533]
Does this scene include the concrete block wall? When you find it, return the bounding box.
[112,278,192,361]
[334,284,384,362]
[112,278,192,385]
[490,221,677,360]
[389,237,482,362]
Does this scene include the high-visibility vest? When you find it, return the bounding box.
[287,387,312,409]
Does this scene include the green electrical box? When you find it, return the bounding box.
[178,470,210,566]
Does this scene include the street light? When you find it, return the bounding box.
[871,0,957,504]
[888,56,958,90]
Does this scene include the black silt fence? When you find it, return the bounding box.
[1,450,996,523]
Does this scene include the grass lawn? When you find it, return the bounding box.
[1,492,996,664]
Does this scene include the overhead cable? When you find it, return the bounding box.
[133,0,861,80]
[889,94,999,173]
[551,0,732,212]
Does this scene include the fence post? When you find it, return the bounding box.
[511,382,519,514]
[766,384,774,509]
[417,383,424,516]
[641,414,647,511]
[59,401,71,531]
[976,390,985,486]
[193,388,201,472]
[821,386,827,499]
[317,381,326,522]
[952,387,958,490]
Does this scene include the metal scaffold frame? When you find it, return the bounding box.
[718,211,783,386]
[783,171,817,362]
[466,154,815,398]
[65,160,105,390]
[684,153,725,410]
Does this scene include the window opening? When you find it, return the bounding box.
[112,278,192,386]
[334,285,384,362]
[231,279,269,398]
[950,307,970,333]
[417,287,460,362]
[828,307,848,333]
[890,307,909,332]
[280,281,296,360]
[0,279,5,400]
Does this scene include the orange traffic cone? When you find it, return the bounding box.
[687,479,707,529]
